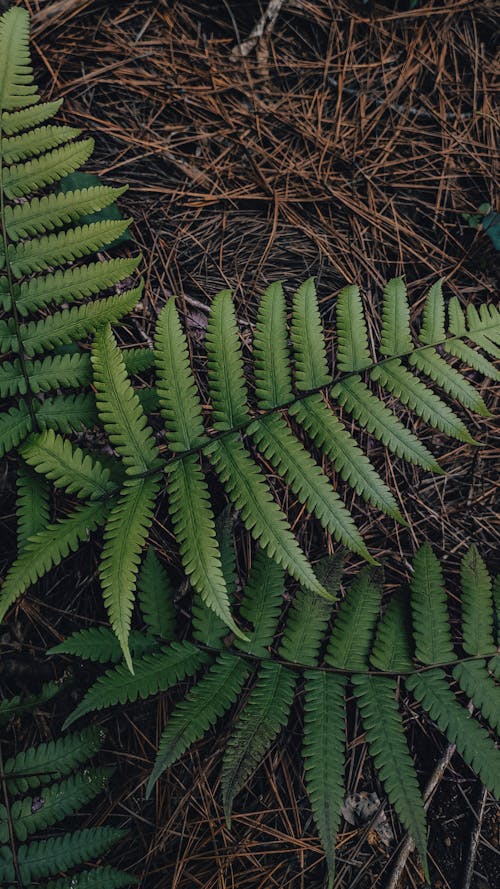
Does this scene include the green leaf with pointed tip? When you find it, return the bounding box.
[37,392,98,433]
[291,277,331,389]
[444,338,500,382]
[336,284,371,372]
[452,660,500,733]
[5,184,127,240]
[0,352,91,397]
[279,586,333,666]
[409,348,490,416]
[206,289,248,429]
[16,461,49,550]
[326,567,383,670]
[3,124,81,164]
[370,591,413,672]
[48,627,155,665]
[410,544,455,665]
[254,281,293,408]
[21,429,114,499]
[137,547,176,640]
[420,279,445,344]
[379,277,412,357]
[460,545,495,656]
[236,550,284,658]
[0,401,33,458]
[0,7,38,112]
[3,138,94,198]
[3,726,104,794]
[2,99,63,136]
[9,216,130,275]
[17,827,127,883]
[44,866,138,889]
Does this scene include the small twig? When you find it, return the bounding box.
[32,0,97,35]
[385,741,457,889]
[461,784,488,889]
[230,0,288,60]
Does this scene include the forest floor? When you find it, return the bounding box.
[1,1,499,887]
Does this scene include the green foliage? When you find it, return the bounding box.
[0,686,135,886]
[56,543,500,888]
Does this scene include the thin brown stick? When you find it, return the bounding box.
[461,784,488,889]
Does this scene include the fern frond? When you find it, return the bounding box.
[291,395,403,521]
[371,359,475,443]
[15,256,140,315]
[420,279,445,344]
[254,281,292,408]
[167,455,242,638]
[1,286,142,356]
[410,544,455,665]
[9,216,129,275]
[1,99,63,135]
[406,669,500,797]
[379,277,412,357]
[63,641,208,728]
[48,627,155,665]
[444,338,500,382]
[0,352,91,397]
[206,289,248,429]
[0,401,32,458]
[222,660,296,824]
[336,284,371,372]
[3,124,81,164]
[0,501,108,623]
[460,544,495,656]
[290,277,331,389]
[15,827,127,883]
[16,461,49,549]
[3,138,94,198]
[466,303,500,344]
[0,681,62,726]
[4,185,127,239]
[452,660,500,734]
[37,392,98,433]
[21,429,115,499]
[370,591,413,672]
[325,567,383,670]
[0,7,38,112]
[236,549,284,658]
[9,767,114,841]
[3,726,104,795]
[44,867,138,889]
[353,675,428,875]
[137,547,176,640]
[100,476,160,671]
[409,348,490,416]
[249,413,372,560]
[303,672,346,889]
[332,376,441,471]
[91,322,159,473]
[279,587,333,666]
[206,434,325,596]
[155,298,206,450]
[147,652,250,794]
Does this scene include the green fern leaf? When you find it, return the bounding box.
[325,567,383,670]
[3,138,94,198]
[206,289,249,429]
[0,401,32,458]
[137,547,176,639]
[16,461,49,549]
[191,510,237,649]
[466,303,500,344]
[48,627,155,665]
[409,348,489,416]
[0,352,91,397]
[3,124,81,164]
[4,185,128,239]
[91,322,159,473]
[290,277,331,389]
[9,217,130,275]
[279,587,333,666]
[460,544,495,656]
[419,279,445,344]
[336,284,371,372]
[254,281,293,408]
[9,767,114,842]
[406,669,500,797]
[15,256,140,315]
[452,660,500,733]
[1,286,142,356]
[37,392,98,433]
[3,726,104,795]
[206,434,326,596]
[21,429,115,499]
[410,544,455,665]
[0,501,108,623]
[123,346,156,375]
[236,549,284,658]
[0,7,38,111]
[2,99,63,135]
[222,660,296,824]
[63,641,207,729]
[444,338,500,382]
[371,359,475,443]
[100,476,160,671]
[303,671,346,889]
[249,413,372,560]
[332,376,441,471]
[379,277,412,357]
[0,680,62,726]
[155,298,206,450]
[291,394,403,521]
[353,675,428,876]
[370,591,413,672]
[44,867,138,889]
[166,455,242,639]
[16,827,127,883]
[147,652,250,794]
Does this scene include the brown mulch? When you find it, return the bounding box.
[1,1,499,887]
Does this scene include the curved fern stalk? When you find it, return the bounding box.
[0,5,143,458]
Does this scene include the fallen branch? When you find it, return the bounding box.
[230,0,288,60]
